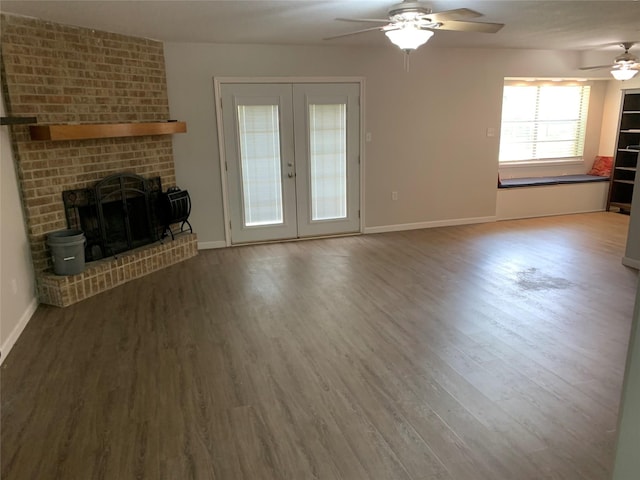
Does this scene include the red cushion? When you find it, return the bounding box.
[588,156,613,177]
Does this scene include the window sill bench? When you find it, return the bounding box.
[496,175,610,220]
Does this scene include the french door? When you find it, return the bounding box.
[220,83,360,244]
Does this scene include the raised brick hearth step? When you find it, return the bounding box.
[38,233,198,307]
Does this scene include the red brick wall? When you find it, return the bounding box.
[1,14,177,273]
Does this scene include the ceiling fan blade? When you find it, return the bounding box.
[436,20,504,33]
[427,8,483,22]
[324,26,385,40]
[578,65,613,71]
[335,17,390,24]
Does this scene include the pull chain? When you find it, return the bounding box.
[403,50,411,72]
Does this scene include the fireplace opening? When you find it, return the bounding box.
[95,174,160,257]
[99,196,150,253]
[63,173,163,261]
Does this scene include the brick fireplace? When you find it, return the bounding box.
[1,14,197,307]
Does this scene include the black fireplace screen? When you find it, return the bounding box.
[63,173,163,261]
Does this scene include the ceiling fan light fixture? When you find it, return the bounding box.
[385,24,434,51]
[611,67,638,81]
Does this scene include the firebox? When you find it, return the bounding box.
[63,173,162,261]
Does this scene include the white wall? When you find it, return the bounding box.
[164,43,604,243]
[613,278,640,480]
[0,92,38,363]
[625,176,640,269]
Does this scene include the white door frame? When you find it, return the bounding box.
[214,76,366,247]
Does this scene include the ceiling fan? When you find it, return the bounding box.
[325,1,504,52]
[580,43,640,81]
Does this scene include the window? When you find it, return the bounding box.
[499,82,591,164]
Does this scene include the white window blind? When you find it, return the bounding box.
[237,105,284,226]
[309,104,347,221]
[499,83,591,163]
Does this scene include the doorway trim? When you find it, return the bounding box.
[213,76,366,247]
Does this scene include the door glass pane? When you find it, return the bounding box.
[309,104,347,221]
[237,105,283,226]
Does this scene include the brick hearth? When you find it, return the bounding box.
[39,233,197,307]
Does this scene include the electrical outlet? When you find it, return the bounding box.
[365,132,372,142]
[11,278,18,295]
[392,191,398,201]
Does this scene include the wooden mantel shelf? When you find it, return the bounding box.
[29,121,187,141]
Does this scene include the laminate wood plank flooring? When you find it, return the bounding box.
[2,212,637,480]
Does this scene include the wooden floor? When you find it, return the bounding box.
[2,212,638,480]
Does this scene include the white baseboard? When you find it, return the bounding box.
[198,240,227,250]
[363,215,497,234]
[622,256,640,270]
[0,297,38,366]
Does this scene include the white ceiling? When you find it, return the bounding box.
[1,0,639,53]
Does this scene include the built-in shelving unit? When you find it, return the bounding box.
[608,89,640,213]
[29,121,186,141]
